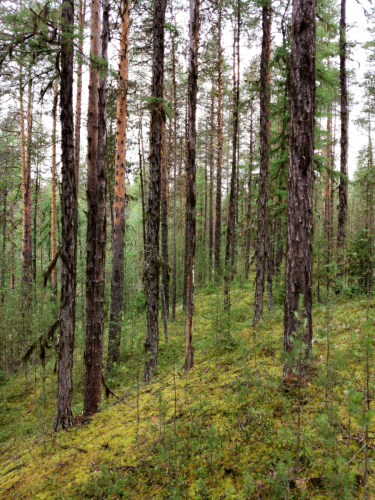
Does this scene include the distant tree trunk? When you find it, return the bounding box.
[214,2,223,278]
[143,0,166,382]
[337,0,348,284]
[161,94,170,318]
[171,23,178,320]
[253,2,271,325]
[54,0,77,431]
[184,0,200,374]
[10,195,14,290]
[106,0,130,373]
[74,0,86,196]
[1,189,7,304]
[20,67,33,309]
[51,78,58,292]
[284,0,316,356]
[84,0,109,415]
[208,84,214,278]
[244,101,253,279]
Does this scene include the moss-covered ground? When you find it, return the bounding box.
[1,281,375,499]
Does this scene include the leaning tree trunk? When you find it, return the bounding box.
[84,0,109,415]
[185,0,200,374]
[284,0,316,356]
[214,2,223,278]
[106,0,130,373]
[337,0,348,284]
[253,2,271,325]
[143,0,167,382]
[54,0,77,431]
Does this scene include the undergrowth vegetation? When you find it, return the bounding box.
[1,281,374,499]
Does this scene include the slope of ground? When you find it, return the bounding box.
[0,281,374,499]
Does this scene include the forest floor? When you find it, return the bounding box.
[0,280,374,499]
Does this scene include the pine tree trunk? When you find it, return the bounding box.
[10,194,14,290]
[253,2,271,326]
[54,0,77,431]
[208,85,214,278]
[161,97,170,318]
[244,102,253,279]
[185,0,200,374]
[325,109,331,300]
[171,23,178,320]
[74,0,86,196]
[284,0,316,355]
[337,0,348,283]
[224,14,240,305]
[143,0,167,382]
[51,78,58,292]
[84,0,109,415]
[214,3,223,278]
[20,68,33,310]
[1,189,7,304]
[107,0,130,372]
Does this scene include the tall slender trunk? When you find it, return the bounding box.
[139,115,146,258]
[74,0,86,196]
[284,0,316,355]
[10,194,14,290]
[161,95,170,318]
[51,78,58,292]
[32,163,38,288]
[171,24,178,320]
[253,2,271,325]
[244,102,253,279]
[107,0,130,372]
[325,108,331,299]
[185,0,200,373]
[265,14,273,312]
[84,0,109,415]
[143,0,167,382]
[224,12,240,305]
[337,0,348,282]
[54,0,77,431]
[1,189,7,304]
[208,85,214,277]
[20,65,33,310]
[214,2,223,278]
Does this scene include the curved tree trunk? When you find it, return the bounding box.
[143,0,167,382]
[107,0,130,373]
[284,0,316,356]
[54,0,77,431]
